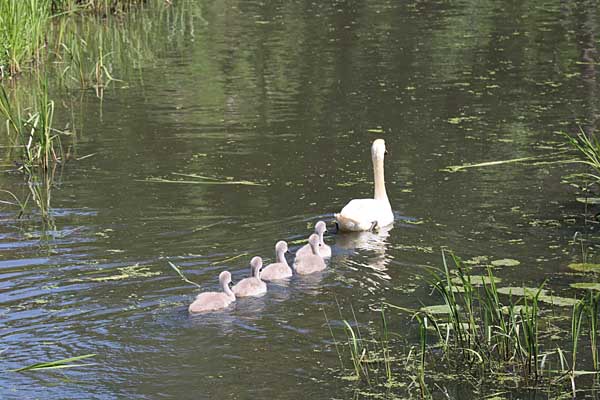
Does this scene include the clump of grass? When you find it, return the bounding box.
[0,0,51,77]
[563,127,600,184]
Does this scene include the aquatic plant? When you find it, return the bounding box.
[328,250,600,398]
[564,128,600,185]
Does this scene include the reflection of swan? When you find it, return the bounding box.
[335,227,392,279]
[188,271,235,313]
[297,221,332,258]
[261,241,292,281]
[335,139,394,231]
[293,234,326,274]
[336,226,392,253]
[232,257,267,297]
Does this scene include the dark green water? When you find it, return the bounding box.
[2,0,600,398]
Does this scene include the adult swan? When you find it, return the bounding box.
[335,139,393,231]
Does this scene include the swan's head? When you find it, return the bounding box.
[315,220,327,235]
[371,139,387,161]
[275,240,288,253]
[218,271,232,287]
[308,233,321,254]
[250,256,263,277]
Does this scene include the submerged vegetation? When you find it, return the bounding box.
[329,251,600,398]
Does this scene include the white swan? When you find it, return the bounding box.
[335,139,393,231]
[261,241,293,281]
[232,256,267,297]
[296,220,332,258]
[188,271,236,313]
[293,234,326,275]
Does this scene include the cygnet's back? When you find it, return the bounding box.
[232,256,267,297]
[189,271,236,313]
[261,241,293,281]
[296,221,332,258]
[293,234,326,275]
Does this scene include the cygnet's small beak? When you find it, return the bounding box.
[285,250,291,255]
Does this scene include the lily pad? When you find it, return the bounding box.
[451,275,502,286]
[570,282,600,291]
[576,197,600,204]
[569,263,600,273]
[497,287,546,297]
[497,287,577,306]
[539,295,578,307]
[491,258,521,267]
[421,304,456,314]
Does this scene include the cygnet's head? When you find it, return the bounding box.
[250,256,263,277]
[371,139,387,160]
[308,233,321,254]
[315,220,327,235]
[275,240,288,253]
[218,271,232,287]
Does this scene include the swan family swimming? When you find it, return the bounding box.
[188,139,393,313]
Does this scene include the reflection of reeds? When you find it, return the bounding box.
[0,78,62,172]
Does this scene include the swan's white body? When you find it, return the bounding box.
[188,271,236,313]
[232,256,267,297]
[293,234,326,275]
[296,221,332,258]
[261,241,293,281]
[335,139,393,231]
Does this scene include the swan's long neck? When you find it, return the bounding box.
[373,156,388,202]
[276,249,288,265]
[222,280,234,298]
[253,264,262,282]
[311,243,321,257]
[318,231,325,245]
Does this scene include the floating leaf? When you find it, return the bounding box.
[421,304,456,314]
[451,275,502,286]
[491,259,520,267]
[497,287,577,306]
[497,287,546,297]
[570,282,600,291]
[569,263,600,273]
[576,197,600,204]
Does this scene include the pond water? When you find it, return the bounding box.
[1,0,600,398]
